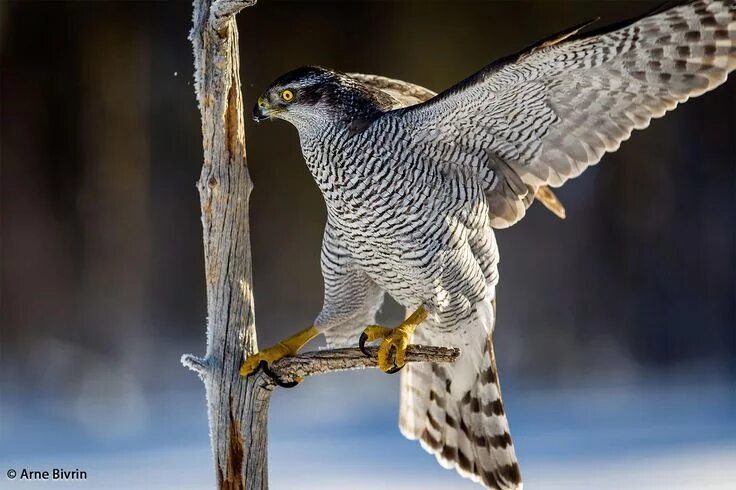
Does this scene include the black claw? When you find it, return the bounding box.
[358,332,371,357]
[385,364,403,374]
[258,360,301,388]
[384,344,404,374]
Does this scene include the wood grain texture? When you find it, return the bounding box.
[185,1,262,488]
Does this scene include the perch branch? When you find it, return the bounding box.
[262,345,460,387]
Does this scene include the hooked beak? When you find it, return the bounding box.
[253,96,272,122]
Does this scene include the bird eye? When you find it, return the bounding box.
[280,89,294,102]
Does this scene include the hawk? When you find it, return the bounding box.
[241,1,735,488]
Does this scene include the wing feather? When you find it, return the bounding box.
[347,72,437,107]
[379,0,735,227]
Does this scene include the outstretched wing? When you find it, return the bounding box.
[379,0,735,228]
[348,73,568,220]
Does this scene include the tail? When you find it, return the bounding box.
[399,299,522,489]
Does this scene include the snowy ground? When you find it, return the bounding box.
[2,371,735,489]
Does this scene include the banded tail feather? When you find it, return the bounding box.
[399,300,522,490]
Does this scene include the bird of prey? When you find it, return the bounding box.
[241,1,735,488]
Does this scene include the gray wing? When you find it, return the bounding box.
[380,0,735,228]
[348,74,568,220]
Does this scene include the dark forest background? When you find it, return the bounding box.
[0,3,734,485]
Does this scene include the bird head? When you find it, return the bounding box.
[253,66,392,131]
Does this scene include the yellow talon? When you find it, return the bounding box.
[362,325,393,343]
[377,328,412,371]
[239,343,290,376]
[240,326,318,377]
[359,306,428,373]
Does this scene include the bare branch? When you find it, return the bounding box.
[265,345,460,385]
[210,0,258,33]
[181,353,209,378]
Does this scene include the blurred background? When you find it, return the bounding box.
[1,1,734,489]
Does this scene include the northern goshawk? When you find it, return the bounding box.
[240,1,735,488]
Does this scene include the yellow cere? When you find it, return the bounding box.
[281,89,294,102]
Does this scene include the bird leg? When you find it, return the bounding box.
[240,326,319,386]
[359,306,428,373]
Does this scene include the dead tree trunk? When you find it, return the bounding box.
[181,1,264,488]
[181,2,458,489]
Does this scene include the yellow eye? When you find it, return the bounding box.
[280,89,294,102]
